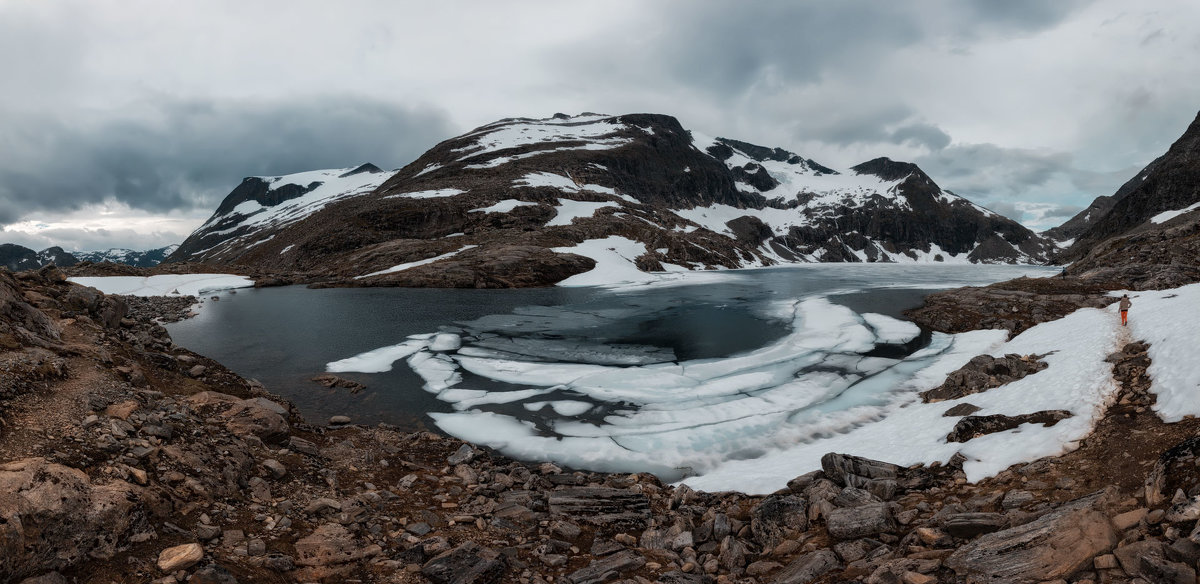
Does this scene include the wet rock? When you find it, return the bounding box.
[771,549,840,584]
[751,494,808,550]
[310,374,366,393]
[547,487,651,528]
[421,541,507,584]
[946,410,1072,443]
[156,543,203,572]
[564,550,646,584]
[945,491,1118,583]
[827,503,896,540]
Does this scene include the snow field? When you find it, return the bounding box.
[1120,284,1200,421]
[1150,202,1200,224]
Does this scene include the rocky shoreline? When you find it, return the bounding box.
[4,266,1200,584]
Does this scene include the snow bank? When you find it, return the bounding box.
[546,199,619,227]
[469,200,538,214]
[683,306,1121,492]
[552,236,654,286]
[1150,202,1200,224]
[68,274,254,297]
[355,246,477,279]
[1122,284,1200,421]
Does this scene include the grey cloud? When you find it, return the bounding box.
[889,123,952,151]
[986,201,1022,221]
[917,143,1073,198]
[0,97,453,224]
[1042,204,1085,219]
[617,0,1096,99]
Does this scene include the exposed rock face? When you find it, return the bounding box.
[905,276,1113,337]
[164,113,1053,287]
[1063,110,1200,289]
[945,491,1118,583]
[946,410,1073,443]
[922,353,1048,402]
[1042,194,1116,245]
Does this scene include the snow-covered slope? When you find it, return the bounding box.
[170,113,1053,286]
[168,163,395,263]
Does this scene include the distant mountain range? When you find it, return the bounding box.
[11,110,1199,290]
[0,244,178,272]
[165,113,1054,287]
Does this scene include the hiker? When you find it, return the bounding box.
[1119,294,1131,326]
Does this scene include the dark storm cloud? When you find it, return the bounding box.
[0,97,453,223]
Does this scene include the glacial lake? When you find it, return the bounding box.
[166,264,1058,483]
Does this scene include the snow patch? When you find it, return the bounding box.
[69,274,254,297]
[1150,202,1200,224]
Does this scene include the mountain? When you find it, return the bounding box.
[1063,111,1200,288]
[0,244,78,271]
[73,245,180,268]
[1041,195,1116,248]
[167,113,1053,286]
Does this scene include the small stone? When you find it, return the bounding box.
[1112,508,1148,531]
[447,444,475,465]
[248,539,266,556]
[1093,554,1119,570]
[196,524,221,540]
[262,459,287,480]
[187,365,207,378]
[328,415,351,425]
[156,543,203,572]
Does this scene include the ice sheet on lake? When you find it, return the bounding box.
[69,274,254,297]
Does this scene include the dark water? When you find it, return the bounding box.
[166,264,1056,428]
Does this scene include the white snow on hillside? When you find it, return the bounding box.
[355,245,478,280]
[191,166,395,258]
[1150,201,1200,224]
[68,274,254,297]
[515,171,618,196]
[383,188,466,200]
[469,199,539,214]
[546,200,619,228]
[454,115,631,166]
[551,236,654,286]
[1121,284,1200,422]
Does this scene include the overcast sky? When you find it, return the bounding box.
[2,0,1198,251]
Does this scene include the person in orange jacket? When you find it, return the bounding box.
[1119,294,1131,326]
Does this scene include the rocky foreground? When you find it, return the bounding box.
[4,267,1200,584]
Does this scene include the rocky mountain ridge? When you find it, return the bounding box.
[1062,110,1200,289]
[165,113,1054,287]
[0,243,178,271]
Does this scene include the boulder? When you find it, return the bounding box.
[827,503,896,540]
[564,550,646,584]
[921,353,1048,402]
[942,512,1006,539]
[771,549,840,584]
[547,487,652,528]
[945,491,1118,583]
[947,410,1072,443]
[421,541,507,584]
[751,494,808,550]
